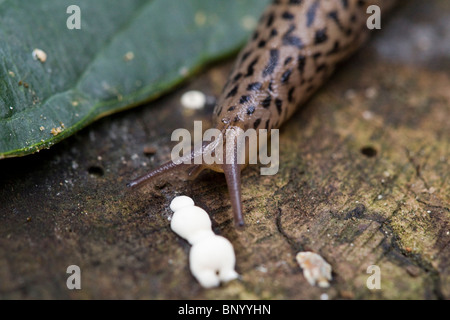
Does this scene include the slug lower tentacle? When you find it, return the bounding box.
[128,0,396,227]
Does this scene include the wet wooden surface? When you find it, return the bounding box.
[0,0,449,299]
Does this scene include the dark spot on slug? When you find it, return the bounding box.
[227,106,236,112]
[289,0,303,4]
[233,72,243,82]
[327,41,340,55]
[361,146,377,157]
[307,1,320,27]
[241,51,251,62]
[253,118,261,129]
[288,87,295,102]
[282,11,295,20]
[240,95,250,104]
[266,12,275,27]
[233,115,240,123]
[226,85,238,98]
[328,11,344,31]
[275,98,282,115]
[283,25,304,49]
[88,166,104,177]
[265,119,270,130]
[284,36,304,49]
[313,52,322,60]
[247,106,256,115]
[315,28,328,44]
[261,95,271,108]
[258,40,266,48]
[270,28,278,37]
[281,69,292,83]
[284,57,293,65]
[246,57,259,77]
[328,10,338,21]
[316,64,327,72]
[252,31,259,40]
[341,0,349,9]
[262,49,279,77]
[297,55,306,74]
[247,82,262,91]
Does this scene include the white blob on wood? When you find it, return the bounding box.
[169,196,239,288]
[296,251,332,288]
[180,90,206,110]
[169,195,194,212]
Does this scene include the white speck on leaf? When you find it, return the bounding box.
[124,51,134,61]
[241,15,257,31]
[32,48,47,63]
[195,11,207,26]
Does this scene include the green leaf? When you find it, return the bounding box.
[0,0,270,158]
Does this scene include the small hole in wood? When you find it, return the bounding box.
[88,166,104,177]
[360,146,377,158]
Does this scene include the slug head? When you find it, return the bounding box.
[127,127,249,227]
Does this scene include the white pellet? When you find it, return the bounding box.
[180,90,206,110]
[32,48,47,63]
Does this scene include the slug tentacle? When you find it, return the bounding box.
[223,162,244,227]
[126,160,189,189]
[127,143,204,189]
[222,143,244,227]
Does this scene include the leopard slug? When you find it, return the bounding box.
[128,0,396,226]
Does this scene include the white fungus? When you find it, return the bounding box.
[296,251,332,288]
[180,90,206,110]
[169,196,239,288]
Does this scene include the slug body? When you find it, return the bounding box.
[128,0,396,226]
